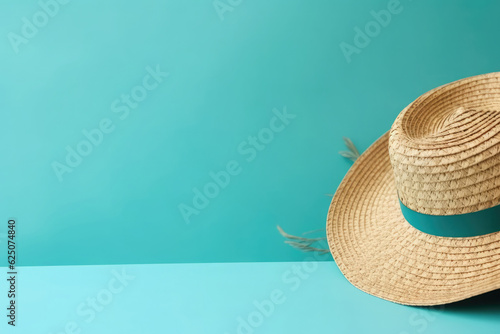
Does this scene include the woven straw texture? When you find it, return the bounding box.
[327,72,500,305]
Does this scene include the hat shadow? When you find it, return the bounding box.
[432,289,500,315]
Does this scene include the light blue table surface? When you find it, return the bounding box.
[1,262,498,334]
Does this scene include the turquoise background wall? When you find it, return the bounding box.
[2,0,500,266]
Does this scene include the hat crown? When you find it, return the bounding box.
[388,73,500,216]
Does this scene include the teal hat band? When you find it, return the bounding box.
[399,199,500,237]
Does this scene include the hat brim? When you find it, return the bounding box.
[326,131,500,305]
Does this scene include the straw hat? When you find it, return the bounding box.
[326,72,500,305]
